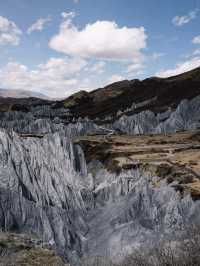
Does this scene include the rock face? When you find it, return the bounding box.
[0,95,200,137]
[114,95,200,135]
[0,127,200,265]
[83,171,200,261]
[0,130,89,263]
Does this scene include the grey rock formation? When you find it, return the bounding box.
[0,107,106,137]
[114,95,200,135]
[81,164,200,262]
[0,129,88,263]
[114,110,158,135]
[156,96,200,133]
[0,128,200,265]
[1,95,200,137]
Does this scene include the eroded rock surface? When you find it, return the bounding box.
[0,130,89,263]
[114,96,200,135]
[0,95,200,138]
[0,128,200,264]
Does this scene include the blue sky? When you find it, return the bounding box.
[0,0,200,97]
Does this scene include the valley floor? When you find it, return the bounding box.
[76,130,200,200]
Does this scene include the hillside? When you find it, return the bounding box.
[57,66,200,119]
[0,232,68,266]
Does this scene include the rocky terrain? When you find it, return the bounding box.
[0,67,200,265]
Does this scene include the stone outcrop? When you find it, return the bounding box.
[114,95,200,135]
[0,129,89,263]
[1,95,200,138]
[0,127,200,264]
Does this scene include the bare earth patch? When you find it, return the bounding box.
[75,130,200,199]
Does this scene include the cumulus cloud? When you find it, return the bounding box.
[156,56,200,78]
[126,51,164,75]
[0,57,88,98]
[27,16,51,34]
[126,62,144,74]
[172,9,199,26]
[38,57,87,76]
[193,35,200,44]
[0,16,22,45]
[49,16,147,61]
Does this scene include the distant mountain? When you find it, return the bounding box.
[0,88,49,99]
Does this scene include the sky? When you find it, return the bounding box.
[0,0,200,98]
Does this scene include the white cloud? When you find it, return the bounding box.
[38,57,87,76]
[107,74,125,84]
[76,78,95,92]
[73,0,79,3]
[49,16,147,61]
[0,57,88,98]
[172,9,199,26]
[126,52,164,75]
[126,62,144,74]
[0,16,22,45]
[156,56,200,78]
[27,16,51,34]
[193,35,200,44]
[89,61,106,74]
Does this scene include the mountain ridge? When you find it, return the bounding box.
[57,66,200,119]
[0,88,49,100]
